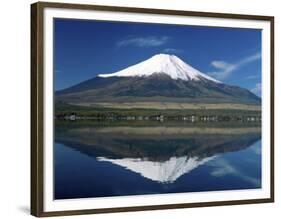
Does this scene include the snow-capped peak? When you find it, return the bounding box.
[98,54,221,83]
[97,155,215,183]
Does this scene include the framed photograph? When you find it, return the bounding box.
[31,1,274,217]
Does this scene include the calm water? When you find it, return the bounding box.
[55,122,261,200]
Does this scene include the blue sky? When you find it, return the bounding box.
[54,18,261,96]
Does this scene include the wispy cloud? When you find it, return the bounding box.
[209,61,236,80]
[210,160,236,177]
[162,48,183,54]
[246,75,260,80]
[251,83,261,96]
[208,52,261,80]
[209,158,260,186]
[117,36,170,47]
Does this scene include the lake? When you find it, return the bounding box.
[54,121,261,200]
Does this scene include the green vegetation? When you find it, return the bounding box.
[55,101,261,123]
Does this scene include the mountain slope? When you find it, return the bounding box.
[56,54,260,105]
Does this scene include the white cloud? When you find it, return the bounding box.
[209,61,236,80]
[208,52,261,80]
[239,52,261,65]
[251,83,261,95]
[209,158,260,186]
[117,36,170,47]
[211,161,236,177]
[163,48,183,54]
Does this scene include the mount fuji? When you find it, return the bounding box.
[56,54,260,105]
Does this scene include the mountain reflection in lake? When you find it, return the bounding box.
[55,122,261,199]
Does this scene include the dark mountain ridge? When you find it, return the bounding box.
[56,73,260,104]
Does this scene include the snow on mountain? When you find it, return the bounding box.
[97,155,215,183]
[98,54,221,83]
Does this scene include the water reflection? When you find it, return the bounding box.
[55,122,261,199]
[97,156,215,183]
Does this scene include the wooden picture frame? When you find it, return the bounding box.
[31,1,274,217]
